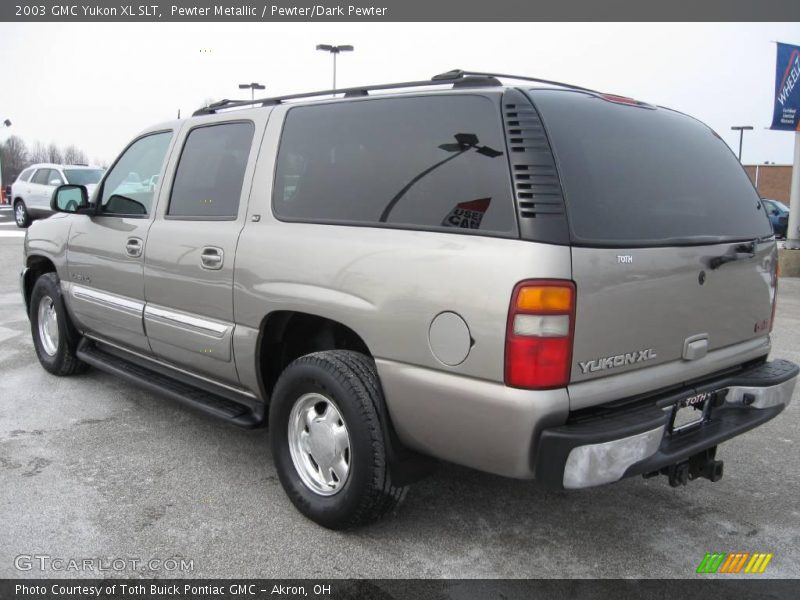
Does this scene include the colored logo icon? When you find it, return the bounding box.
[696,552,773,574]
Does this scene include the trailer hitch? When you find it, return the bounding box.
[644,446,723,487]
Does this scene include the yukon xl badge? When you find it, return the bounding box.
[579,348,658,374]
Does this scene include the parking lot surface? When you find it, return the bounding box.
[0,224,798,578]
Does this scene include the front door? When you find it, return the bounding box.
[143,118,262,385]
[66,130,176,352]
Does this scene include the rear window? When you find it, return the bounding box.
[272,95,516,236]
[528,90,773,246]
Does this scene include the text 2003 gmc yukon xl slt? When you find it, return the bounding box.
[21,70,799,529]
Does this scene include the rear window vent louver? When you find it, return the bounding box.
[502,89,570,245]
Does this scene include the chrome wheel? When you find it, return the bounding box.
[37,295,59,356]
[288,392,351,496]
[15,203,26,226]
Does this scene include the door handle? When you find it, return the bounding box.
[125,237,143,258]
[200,246,224,270]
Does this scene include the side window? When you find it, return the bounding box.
[46,170,64,186]
[31,169,50,185]
[167,122,255,219]
[100,131,172,216]
[272,96,516,235]
[18,168,34,182]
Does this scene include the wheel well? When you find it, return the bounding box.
[24,256,57,312]
[258,311,371,397]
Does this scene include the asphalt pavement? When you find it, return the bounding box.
[0,226,798,578]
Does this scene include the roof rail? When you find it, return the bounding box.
[192,73,502,116]
[191,69,596,116]
[432,69,600,94]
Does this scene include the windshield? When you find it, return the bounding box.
[64,169,104,186]
[528,89,773,246]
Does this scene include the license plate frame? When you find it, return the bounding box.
[670,390,717,433]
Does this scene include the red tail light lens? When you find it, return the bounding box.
[505,280,576,389]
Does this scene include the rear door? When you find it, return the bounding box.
[527,90,777,407]
[143,115,265,385]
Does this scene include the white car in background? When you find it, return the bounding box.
[11,163,104,227]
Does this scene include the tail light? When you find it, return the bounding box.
[505,280,576,389]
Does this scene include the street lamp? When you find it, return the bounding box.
[731,125,753,162]
[316,44,354,90]
[238,82,265,101]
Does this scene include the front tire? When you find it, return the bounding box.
[29,273,87,376]
[14,200,30,228]
[270,350,407,529]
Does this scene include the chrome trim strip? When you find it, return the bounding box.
[84,333,258,399]
[71,284,143,314]
[144,305,229,337]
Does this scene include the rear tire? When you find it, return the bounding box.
[29,272,88,376]
[269,350,407,529]
[14,200,30,228]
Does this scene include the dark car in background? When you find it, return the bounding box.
[762,198,789,239]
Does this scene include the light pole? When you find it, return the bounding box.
[731,125,753,162]
[316,44,354,90]
[238,82,265,101]
[0,119,10,205]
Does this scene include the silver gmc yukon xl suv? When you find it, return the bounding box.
[21,70,799,529]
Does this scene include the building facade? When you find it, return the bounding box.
[744,164,793,203]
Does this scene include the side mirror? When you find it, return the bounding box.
[51,184,89,214]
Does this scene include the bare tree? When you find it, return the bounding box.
[63,145,88,165]
[1,135,29,187]
[46,142,63,164]
[29,141,49,164]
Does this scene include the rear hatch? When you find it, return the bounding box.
[526,89,778,404]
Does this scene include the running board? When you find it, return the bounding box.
[76,339,263,428]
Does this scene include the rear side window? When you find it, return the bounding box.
[168,122,254,219]
[46,170,64,185]
[273,95,516,236]
[18,168,34,182]
[528,90,773,246]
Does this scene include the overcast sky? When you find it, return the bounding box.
[0,22,798,165]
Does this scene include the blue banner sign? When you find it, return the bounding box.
[771,42,800,131]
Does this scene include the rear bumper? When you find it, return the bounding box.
[535,359,798,489]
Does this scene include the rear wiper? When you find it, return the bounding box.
[709,240,757,270]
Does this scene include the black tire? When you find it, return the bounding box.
[269,350,407,529]
[14,200,31,228]
[29,272,88,376]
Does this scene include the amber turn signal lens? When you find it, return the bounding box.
[516,286,573,312]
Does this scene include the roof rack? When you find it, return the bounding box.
[432,69,600,94]
[192,69,594,116]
